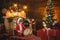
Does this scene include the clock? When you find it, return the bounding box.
[23,28,32,36]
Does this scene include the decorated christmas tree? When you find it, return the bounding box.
[45,0,57,28]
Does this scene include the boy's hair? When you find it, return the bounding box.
[23,20,29,27]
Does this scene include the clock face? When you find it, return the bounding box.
[23,28,32,36]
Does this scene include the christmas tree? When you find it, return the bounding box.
[45,0,57,28]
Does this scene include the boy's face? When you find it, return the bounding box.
[19,22,23,24]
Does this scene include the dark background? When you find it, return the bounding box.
[0,0,60,23]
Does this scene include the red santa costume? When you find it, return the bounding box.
[16,18,26,36]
